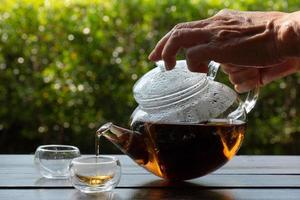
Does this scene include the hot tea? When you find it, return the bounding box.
[98,119,246,180]
[75,174,114,186]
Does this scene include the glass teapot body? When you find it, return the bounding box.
[98,60,258,181]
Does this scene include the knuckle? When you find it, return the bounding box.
[217,30,228,38]
[217,30,239,39]
[174,22,188,30]
[216,9,230,16]
[171,29,180,38]
[170,29,184,40]
[245,17,252,23]
[225,19,240,25]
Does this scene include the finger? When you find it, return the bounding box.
[221,64,245,74]
[186,44,216,70]
[234,79,258,93]
[186,42,266,70]
[148,21,210,61]
[228,68,260,85]
[148,31,173,61]
[186,62,208,73]
[162,28,212,70]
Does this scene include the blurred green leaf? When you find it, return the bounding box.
[0,0,300,154]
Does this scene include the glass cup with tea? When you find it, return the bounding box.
[69,155,121,194]
[34,144,80,179]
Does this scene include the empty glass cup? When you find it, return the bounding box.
[34,145,80,179]
[69,155,121,194]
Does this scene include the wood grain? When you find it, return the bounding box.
[1,155,300,175]
[1,174,300,188]
[0,155,300,188]
[1,155,300,200]
[1,188,300,200]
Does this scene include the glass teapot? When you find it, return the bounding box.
[98,60,259,181]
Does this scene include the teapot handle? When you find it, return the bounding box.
[207,61,220,81]
[207,61,259,118]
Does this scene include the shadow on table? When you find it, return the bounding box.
[68,191,118,200]
[34,179,234,200]
[67,181,233,200]
[34,178,119,200]
[128,180,235,200]
[34,177,70,186]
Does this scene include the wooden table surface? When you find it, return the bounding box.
[0,155,300,200]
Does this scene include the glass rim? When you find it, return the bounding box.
[37,144,80,152]
[71,155,118,165]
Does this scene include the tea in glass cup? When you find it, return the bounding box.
[34,145,80,179]
[69,155,121,193]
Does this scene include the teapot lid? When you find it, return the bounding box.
[133,60,208,108]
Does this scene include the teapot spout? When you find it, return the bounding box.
[96,122,149,166]
[97,122,130,145]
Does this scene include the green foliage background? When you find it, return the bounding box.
[0,0,299,154]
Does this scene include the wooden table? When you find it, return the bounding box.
[0,155,300,199]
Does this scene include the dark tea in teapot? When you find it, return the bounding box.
[97,119,245,181]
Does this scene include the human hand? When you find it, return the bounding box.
[148,9,300,71]
[221,58,300,93]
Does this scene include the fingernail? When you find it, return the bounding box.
[234,85,242,93]
[165,65,171,71]
[165,61,175,71]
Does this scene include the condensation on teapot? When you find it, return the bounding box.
[132,60,239,125]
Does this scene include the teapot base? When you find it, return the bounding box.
[128,119,246,181]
